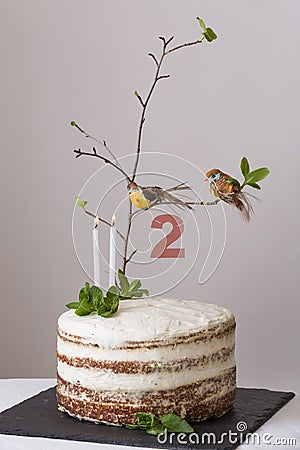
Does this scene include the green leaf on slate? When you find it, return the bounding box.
[161,414,194,433]
[136,413,156,429]
[66,302,80,309]
[76,196,87,210]
[146,424,166,435]
[240,156,250,176]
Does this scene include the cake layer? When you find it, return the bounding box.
[57,298,235,348]
[57,297,236,424]
[57,367,236,424]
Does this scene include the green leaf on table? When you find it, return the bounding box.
[66,302,80,309]
[161,414,194,433]
[76,196,87,210]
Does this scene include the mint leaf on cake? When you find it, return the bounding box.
[66,273,148,317]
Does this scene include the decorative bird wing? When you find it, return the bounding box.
[141,185,193,210]
[140,186,161,203]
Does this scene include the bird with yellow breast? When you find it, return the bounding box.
[127,182,193,211]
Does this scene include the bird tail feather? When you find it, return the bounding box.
[232,191,256,222]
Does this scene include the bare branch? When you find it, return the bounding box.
[148,52,159,67]
[134,91,145,107]
[157,74,170,81]
[71,121,123,170]
[166,37,204,55]
[166,35,175,45]
[122,199,133,272]
[126,249,138,265]
[158,36,166,44]
[83,209,126,240]
[74,148,131,182]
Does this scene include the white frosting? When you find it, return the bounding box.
[57,333,235,363]
[57,359,235,391]
[58,297,234,349]
[57,297,235,396]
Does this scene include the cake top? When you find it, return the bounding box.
[58,297,234,348]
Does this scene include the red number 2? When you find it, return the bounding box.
[150,214,185,258]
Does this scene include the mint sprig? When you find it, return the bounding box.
[126,412,194,435]
[226,156,270,190]
[66,272,148,318]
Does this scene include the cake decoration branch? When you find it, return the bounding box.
[74,147,131,182]
[76,197,125,240]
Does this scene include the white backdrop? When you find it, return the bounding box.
[0,0,299,395]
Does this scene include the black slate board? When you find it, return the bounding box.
[0,387,295,450]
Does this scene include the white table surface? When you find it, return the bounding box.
[0,379,299,450]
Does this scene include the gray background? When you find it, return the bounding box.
[1,1,299,394]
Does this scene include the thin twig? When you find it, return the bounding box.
[122,200,133,272]
[166,37,204,54]
[126,249,138,265]
[148,52,159,67]
[72,122,123,169]
[74,148,131,182]
[84,209,126,240]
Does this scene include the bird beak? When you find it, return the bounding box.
[204,177,208,182]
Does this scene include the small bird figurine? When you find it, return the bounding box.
[127,182,193,211]
[205,169,254,222]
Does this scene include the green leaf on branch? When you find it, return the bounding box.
[240,156,250,176]
[196,17,217,42]
[196,17,207,31]
[204,27,217,42]
[76,196,87,210]
[70,121,76,126]
[244,167,270,184]
[248,182,261,190]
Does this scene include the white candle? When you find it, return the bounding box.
[93,216,101,287]
[109,214,117,287]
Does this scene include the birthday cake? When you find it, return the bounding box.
[56,297,236,425]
